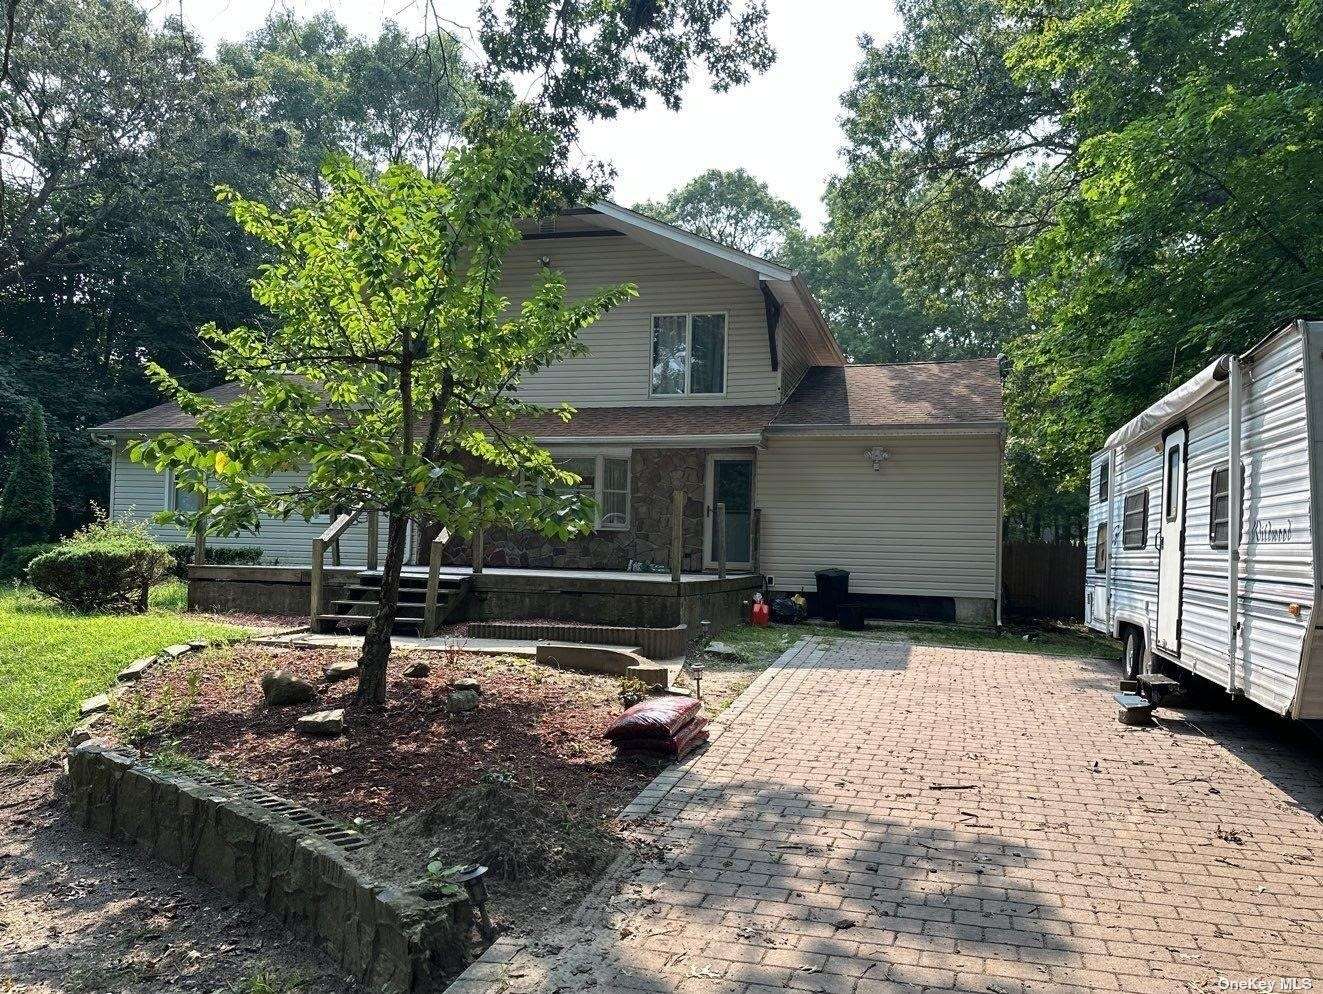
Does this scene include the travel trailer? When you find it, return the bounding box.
[1085,319,1323,718]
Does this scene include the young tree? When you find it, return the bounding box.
[0,402,55,547]
[132,116,636,704]
[634,169,802,258]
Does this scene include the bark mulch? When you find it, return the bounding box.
[120,644,661,823]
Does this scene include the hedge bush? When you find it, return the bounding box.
[166,544,266,578]
[28,518,173,613]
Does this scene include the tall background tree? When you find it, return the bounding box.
[0,401,54,548]
[822,0,1323,538]
[634,168,801,257]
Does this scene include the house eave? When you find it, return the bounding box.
[765,422,1005,438]
[535,433,765,448]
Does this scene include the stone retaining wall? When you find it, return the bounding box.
[66,745,471,993]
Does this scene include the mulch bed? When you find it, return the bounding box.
[120,645,660,822]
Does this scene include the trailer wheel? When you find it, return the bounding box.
[1122,627,1144,680]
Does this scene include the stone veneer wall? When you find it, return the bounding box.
[441,448,712,572]
[66,745,471,993]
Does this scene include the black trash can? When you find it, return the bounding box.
[814,568,850,620]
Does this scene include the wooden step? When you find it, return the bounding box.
[329,600,428,620]
[317,614,423,635]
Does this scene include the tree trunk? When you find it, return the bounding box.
[357,513,409,704]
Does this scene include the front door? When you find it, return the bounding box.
[1156,426,1187,654]
[705,455,755,569]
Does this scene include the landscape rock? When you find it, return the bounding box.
[80,693,110,717]
[445,689,479,714]
[402,661,430,678]
[260,669,316,706]
[450,677,480,694]
[117,657,155,683]
[324,660,359,682]
[704,641,744,661]
[296,709,345,737]
[163,644,193,658]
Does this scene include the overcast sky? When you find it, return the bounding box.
[170,0,900,231]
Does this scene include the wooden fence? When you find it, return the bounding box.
[1002,541,1086,619]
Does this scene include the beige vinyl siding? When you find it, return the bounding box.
[778,314,813,400]
[506,236,780,406]
[109,443,382,566]
[757,434,1001,598]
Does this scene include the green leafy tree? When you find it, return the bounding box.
[133,117,637,704]
[634,169,801,257]
[829,0,1323,524]
[0,402,54,546]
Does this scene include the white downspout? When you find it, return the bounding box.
[1227,355,1242,694]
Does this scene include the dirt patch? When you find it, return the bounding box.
[108,644,679,941]
[0,766,360,994]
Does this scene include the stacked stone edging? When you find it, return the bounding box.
[66,745,471,993]
[466,620,687,659]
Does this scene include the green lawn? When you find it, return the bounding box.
[709,618,1119,670]
[0,582,246,765]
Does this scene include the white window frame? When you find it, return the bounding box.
[166,468,202,514]
[649,312,728,398]
[553,448,632,532]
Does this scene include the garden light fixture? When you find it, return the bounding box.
[448,864,495,941]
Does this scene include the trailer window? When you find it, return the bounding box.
[1210,464,1244,549]
[1098,461,1109,501]
[1094,522,1108,572]
[1123,490,1149,549]
[1164,444,1182,521]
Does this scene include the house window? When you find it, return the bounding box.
[1122,490,1148,549]
[1094,522,1108,572]
[168,471,201,514]
[650,313,726,395]
[1210,464,1244,548]
[1098,461,1109,501]
[557,453,631,531]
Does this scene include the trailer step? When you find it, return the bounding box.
[1114,692,1154,726]
[1138,673,1181,690]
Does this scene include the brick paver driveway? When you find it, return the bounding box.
[451,638,1323,994]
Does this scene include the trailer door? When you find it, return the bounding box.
[1156,426,1187,654]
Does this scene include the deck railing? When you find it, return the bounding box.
[309,505,375,628]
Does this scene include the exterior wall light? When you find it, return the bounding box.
[864,447,890,472]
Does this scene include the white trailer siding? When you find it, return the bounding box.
[1088,323,1320,717]
[757,433,1001,601]
[1084,451,1112,631]
[109,442,384,566]
[505,236,781,408]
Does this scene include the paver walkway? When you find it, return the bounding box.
[449,638,1323,994]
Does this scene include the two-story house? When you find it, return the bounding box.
[92,202,1005,624]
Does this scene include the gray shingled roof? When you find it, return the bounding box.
[91,359,1003,436]
[772,359,1004,428]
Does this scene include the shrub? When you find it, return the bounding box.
[166,543,266,578]
[0,402,54,547]
[0,542,58,580]
[28,515,173,613]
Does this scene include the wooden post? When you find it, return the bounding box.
[366,509,379,571]
[471,518,485,576]
[193,489,208,568]
[670,489,684,582]
[310,538,325,629]
[423,529,448,637]
[716,500,727,580]
[751,507,761,574]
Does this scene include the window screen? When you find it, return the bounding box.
[689,314,726,394]
[1098,461,1110,501]
[1209,464,1244,548]
[1094,522,1108,572]
[650,316,687,395]
[600,457,630,529]
[1123,490,1149,549]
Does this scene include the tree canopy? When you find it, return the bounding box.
[634,168,801,257]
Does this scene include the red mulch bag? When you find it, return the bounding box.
[618,717,710,758]
[604,696,700,741]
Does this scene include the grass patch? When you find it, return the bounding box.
[0,584,245,765]
[709,619,1119,669]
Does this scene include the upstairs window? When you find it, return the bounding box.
[651,313,726,395]
[1122,490,1149,549]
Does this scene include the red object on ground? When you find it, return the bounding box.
[751,602,770,626]
[604,695,701,741]
[618,717,710,758]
